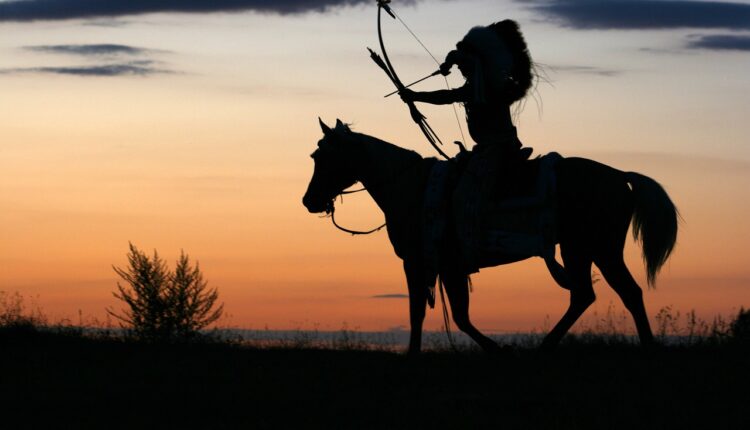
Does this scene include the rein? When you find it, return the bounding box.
[328,192,387,236]
[326,156,425,236]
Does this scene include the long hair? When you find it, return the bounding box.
[490,20,534,104]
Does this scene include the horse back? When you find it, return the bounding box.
[555,157,634,245]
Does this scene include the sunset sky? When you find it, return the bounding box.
[1,0,749,333]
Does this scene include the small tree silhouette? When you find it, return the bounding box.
[169,251,223,339]
[108,243,223,341]
[730,307,750,344]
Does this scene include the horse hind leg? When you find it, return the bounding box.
[541,249,595,349]
[595,255,655,346]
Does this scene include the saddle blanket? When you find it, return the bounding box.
[422,152,563,302]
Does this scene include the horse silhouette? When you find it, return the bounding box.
[303,119,678,354]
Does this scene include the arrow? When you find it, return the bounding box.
[383,69,446,97]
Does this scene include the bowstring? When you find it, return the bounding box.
[390,8,467,147]
[383,4,461,349]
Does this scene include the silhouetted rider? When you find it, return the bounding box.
[401,20,536,274]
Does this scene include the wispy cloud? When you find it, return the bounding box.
[1,60,170,77]
[81,19,132,28]
[687,34,750,51]
[548,64,623,77]
[371,294,408,299]
[526,0,750,30]
[24,44,155,57]
[6,43,172,77]
[0,0,390,22]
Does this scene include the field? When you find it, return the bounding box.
[2,325,748,429]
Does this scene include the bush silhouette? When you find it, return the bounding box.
[730,307,750,344]
[108,243,223,341]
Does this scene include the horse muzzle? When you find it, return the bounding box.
[302,194,333,214]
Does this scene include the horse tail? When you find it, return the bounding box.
[625,172,680,287]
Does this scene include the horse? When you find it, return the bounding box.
[303,119,679,354]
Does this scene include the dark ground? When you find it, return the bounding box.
[1,327,748,429]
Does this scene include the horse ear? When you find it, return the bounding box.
[319,117,332,135]
[335,119,344,128]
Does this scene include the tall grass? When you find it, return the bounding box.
[0,290,47,328]
[2,289,748,350]
[565,302,739,346]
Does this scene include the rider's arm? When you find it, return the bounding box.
[401,85,470,105]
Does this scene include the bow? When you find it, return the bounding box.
[368,0,452,160]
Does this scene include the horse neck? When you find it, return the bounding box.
[353,135,423,214]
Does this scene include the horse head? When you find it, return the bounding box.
[302,118,359,213]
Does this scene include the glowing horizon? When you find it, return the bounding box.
[2,0,749,332]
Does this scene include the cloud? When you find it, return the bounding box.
[527,0,750,30]
[686,34,750,51]
[0,0,385,22]
[24,44,153,57]
[1,60,170,77]
[82,19,132,27]
[371,294,408,299]
[9,43,173,77]
[548,64,622,77]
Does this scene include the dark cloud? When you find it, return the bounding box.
[1,60,169,77]
[0,0,383,22]
[528,0,750,30]
[687,34,750,51]
[25,44,152,57]
[371,294,408,299]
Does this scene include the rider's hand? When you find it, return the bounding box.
[442,50,461,73]
[444,49,475,74]
[440,50,459,76]
[399,88,416,103]
[439,61,452,76]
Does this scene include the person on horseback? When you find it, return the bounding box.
[399,20,536,274]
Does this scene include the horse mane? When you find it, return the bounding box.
[333,121,424,167]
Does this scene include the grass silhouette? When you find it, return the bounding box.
[2,293,748,429]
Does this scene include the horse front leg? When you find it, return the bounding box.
[441,268,500,353]
[403,259,427,355]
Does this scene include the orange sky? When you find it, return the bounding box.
[1,0,749,332]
